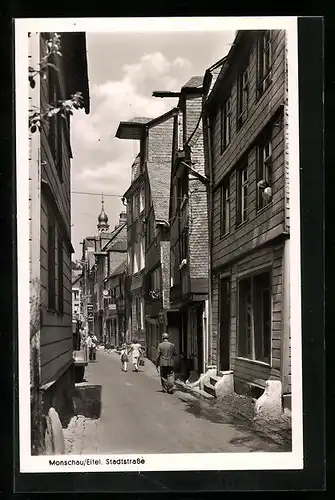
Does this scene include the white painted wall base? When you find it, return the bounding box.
[214,371,234,399]
[254,380,282,420]
[198,367,217,391]
[44,407,65,455]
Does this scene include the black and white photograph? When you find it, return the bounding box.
[15,17,303,473]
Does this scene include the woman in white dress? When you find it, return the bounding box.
[130,339,142,372]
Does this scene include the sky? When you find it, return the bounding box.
[70,30,236,260]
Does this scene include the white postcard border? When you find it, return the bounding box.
[15,16,303,473]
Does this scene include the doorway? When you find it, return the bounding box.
[219,277,231,371]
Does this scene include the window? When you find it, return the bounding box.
[178,173,188,209]
[139,185,145,213]
[257,136,272,210]
[139,235,145,270]
[153,268,161,290]
[48,66,63,182]
[180,229,188,262]
[177,110,183,151]
[132,194,139,220]
[172,182,178,216]
[57,240,64,314]
[220,178,230,236]
[237,68,249,130]
[221,98,231,153]
[170,248,176,287]
[47,218,56,309]
[133,242,139,274]
[135,296,144,330]
[257,31,272,97]
[236,163,248,225]
[238,272,271,364]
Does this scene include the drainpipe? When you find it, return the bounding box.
[206,115,213,371]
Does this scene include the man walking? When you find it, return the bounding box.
[156,333,177,394]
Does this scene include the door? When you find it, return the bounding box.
[219,277,231,371]
[196,304,204,375]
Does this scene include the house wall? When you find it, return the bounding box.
[208,30,290,393]
[211,243,290,390]
[39,33,73,388]
[210,31,287,270]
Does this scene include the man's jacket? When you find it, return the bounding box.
[156,340,177,367]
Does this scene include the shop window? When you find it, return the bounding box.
[238,271,271,364]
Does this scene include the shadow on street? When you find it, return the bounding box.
[176,386,292,452]
[72,383,102,419]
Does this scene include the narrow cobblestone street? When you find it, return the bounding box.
[64,350,290,455]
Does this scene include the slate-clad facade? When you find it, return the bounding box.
[29,32,90,453]
[203,30,291,406]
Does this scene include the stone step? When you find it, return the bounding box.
[209,375,222,386]
[198,388,215,399]
[218,370,233,377]
[203,381,216,397]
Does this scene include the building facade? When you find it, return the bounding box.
[29,32,90,453]
[72,271,82,321]
[104,258,128,347]
[169,77,210,378]
[116,110,179,355]
[81,207,127,343]
[204,30,291,407]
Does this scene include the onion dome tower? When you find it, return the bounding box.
[97,194,109,234]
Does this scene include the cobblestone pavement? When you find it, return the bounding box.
[63,349,291,455]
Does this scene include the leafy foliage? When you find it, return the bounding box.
[29,33,84,133]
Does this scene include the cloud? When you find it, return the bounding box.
[71,50,193,193]
[76,161,130,190]
[70,49,194,259]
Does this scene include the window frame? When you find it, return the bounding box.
[139,234,145,270]
[220,177,230,237]
[257,31,273,98]
[132,241,139,274]
[57,237,64,315]
[237,271,272,364]
[47,216,56,310]
[139,185,145,213]
[256,133,273,211]
[236,162,249,226]
[237,67,249,131]
[221,97,232,154]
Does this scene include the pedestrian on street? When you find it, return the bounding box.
[130,338,142,372]
[87,332,98,362]
[120,343,129,372]
[156,333,177,394]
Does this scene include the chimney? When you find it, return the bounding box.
[119,212,127,225]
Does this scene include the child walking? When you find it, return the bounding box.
[120,343,129,372]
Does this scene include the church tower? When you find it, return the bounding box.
[97,194,109,234]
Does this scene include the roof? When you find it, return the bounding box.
[109,257,127,277]
[101,223,127,252]
[182,76,203,89]
[205,31,246,109]
[72,270,82,285]
[146,161,171,222]
[130,117,153,124]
